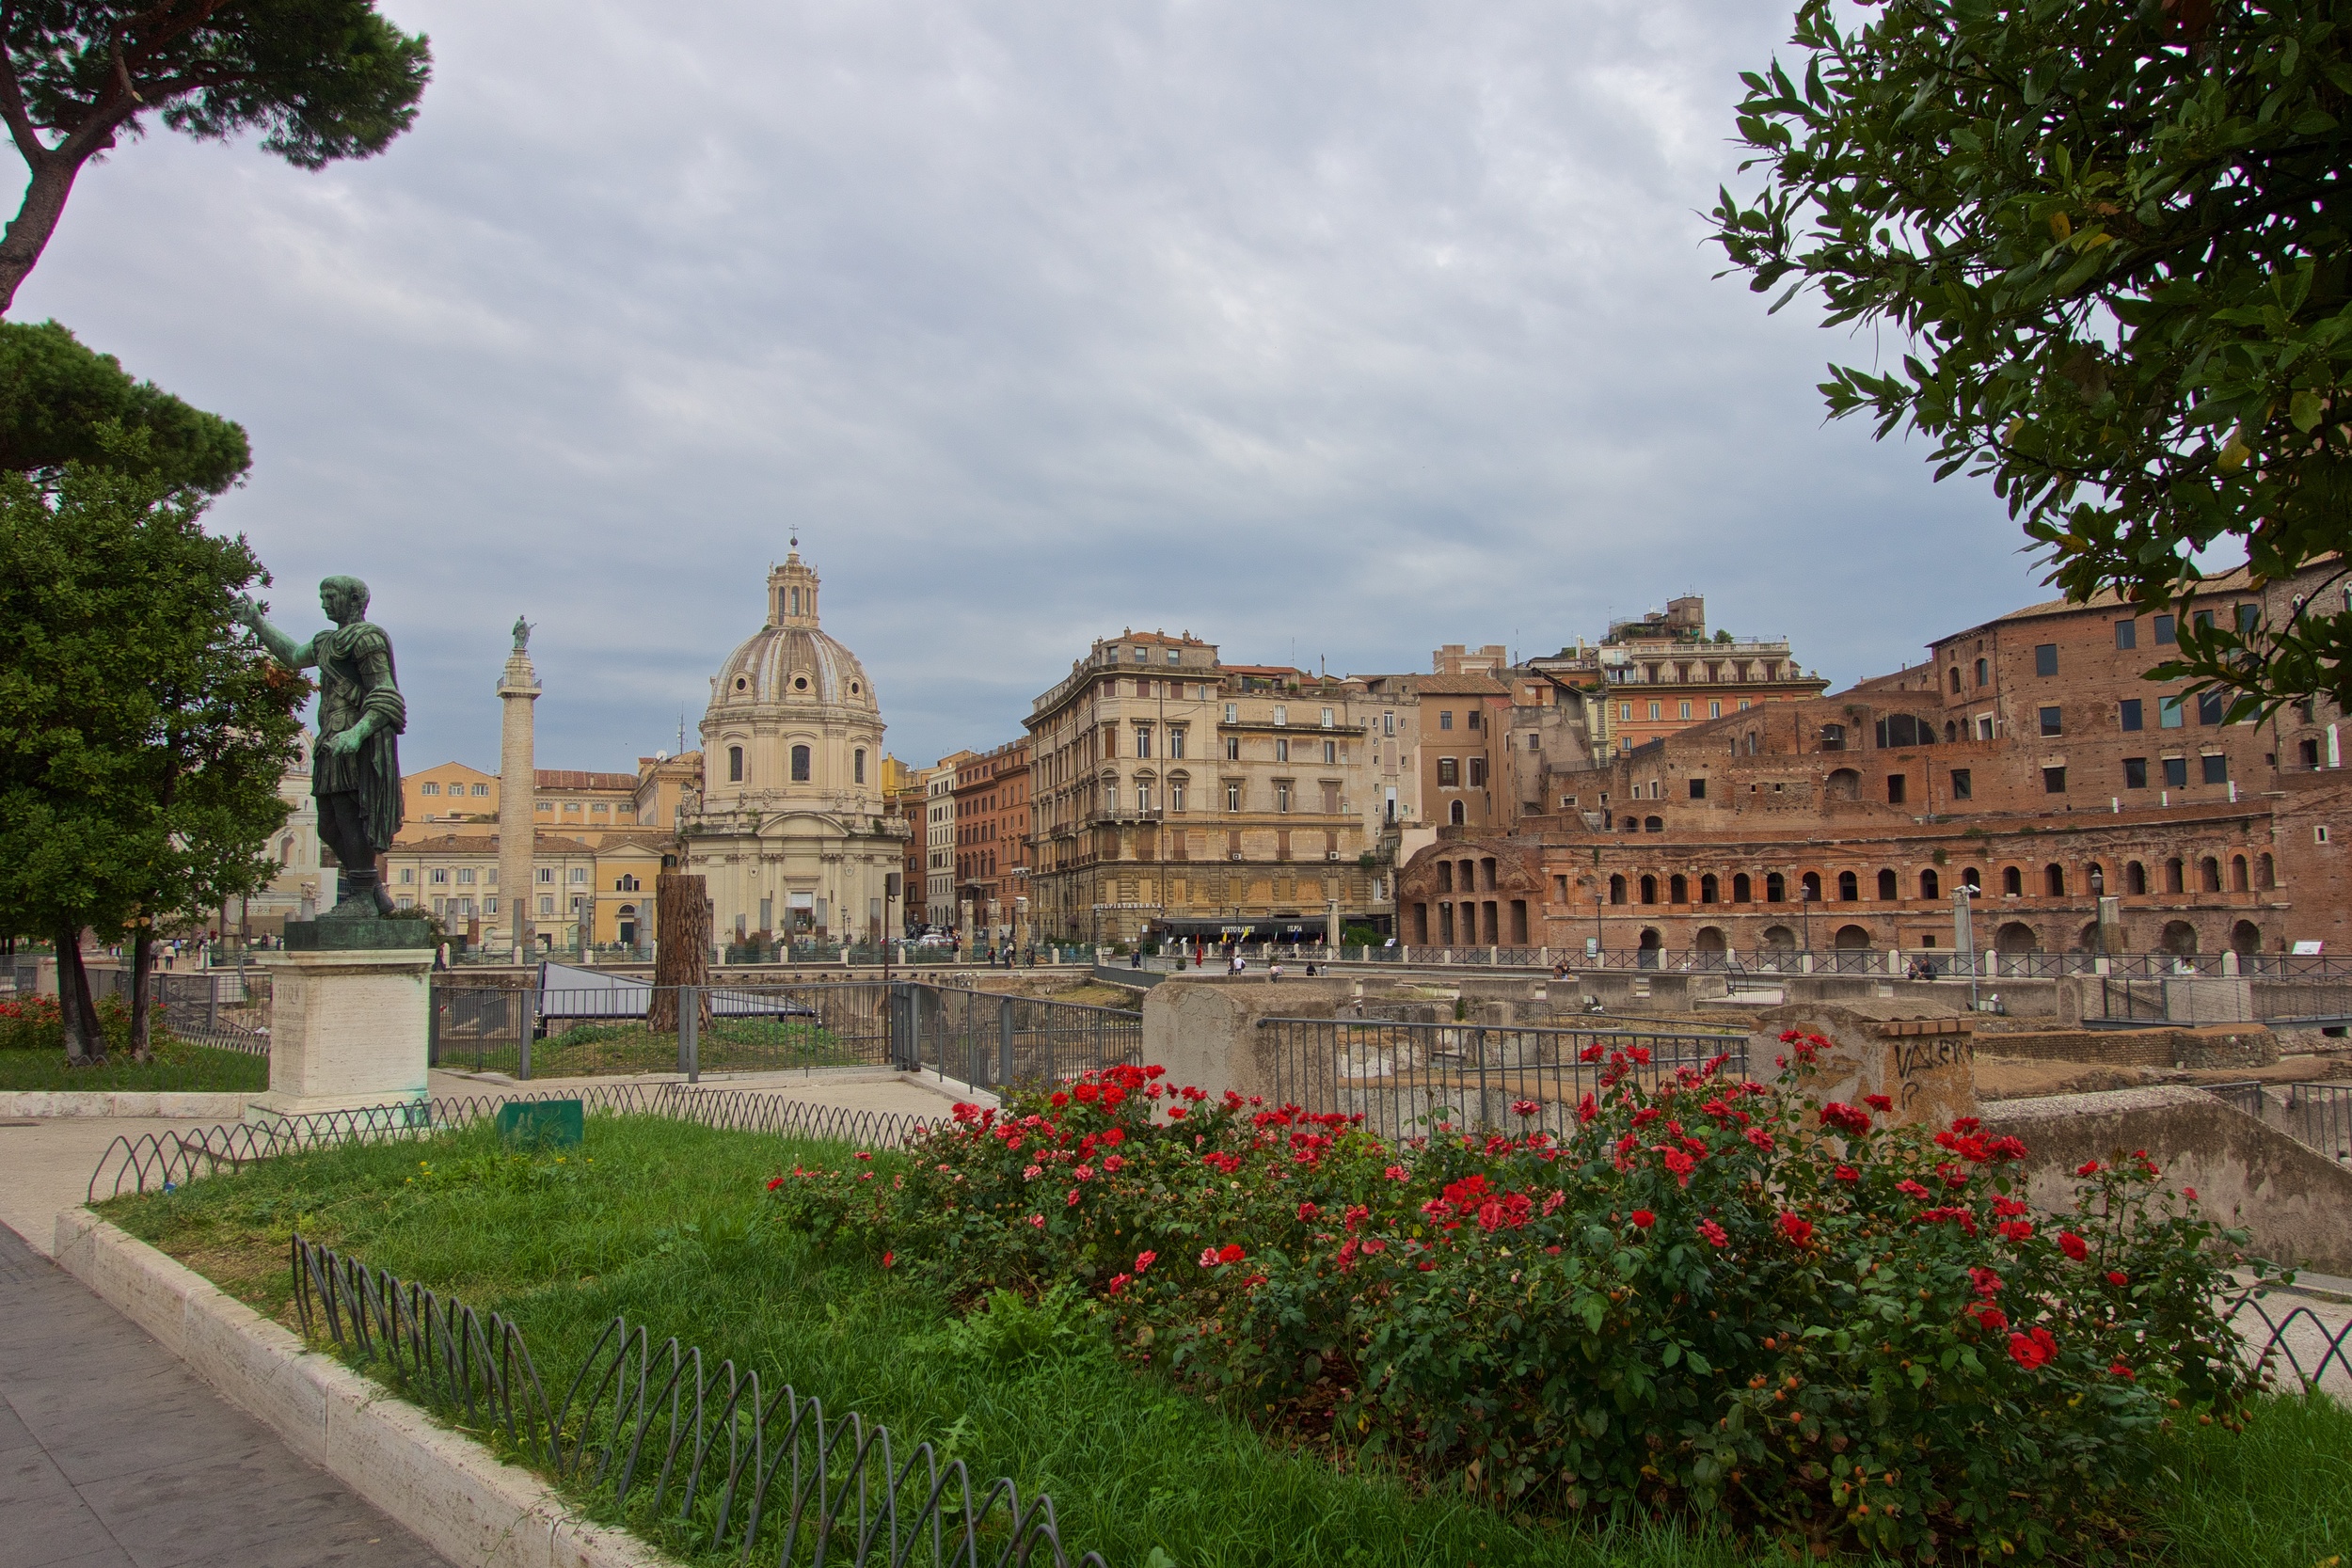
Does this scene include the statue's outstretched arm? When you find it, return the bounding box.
[231,595,316,670]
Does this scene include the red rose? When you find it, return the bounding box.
[2106,1270,2128,1287]
[766,1176,786,1191]
[882,1251,895,1269]
[2007,1327,2058,1370]
[1218,1243,1247,1263]
[1834,1164,1859,1183]
[2075,1160,2101,1177]
[1777,1212,1813,1247]
[1969,1304,2009,1333]
[2058,1231,2090,1260]
[1697,1218,1729,1248]
[1863,1093,1893,1113]
[1630,1209,1656,1229]
[1135,1250,1156,1272]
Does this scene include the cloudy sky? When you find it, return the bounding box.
[18,0,2079,773]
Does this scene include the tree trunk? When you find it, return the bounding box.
[647,873,710,1033]
[127,927,154,1060]
[0,153,84,317]
[56,928,103,1065]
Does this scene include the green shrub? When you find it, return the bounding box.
[771,1033,2270,1560]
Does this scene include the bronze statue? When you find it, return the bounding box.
[512,614,531,653]
[236,577,406,917]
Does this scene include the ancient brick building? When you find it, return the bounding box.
[1398,562,2352,961]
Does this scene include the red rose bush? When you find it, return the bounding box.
[770,1034,2266,1559]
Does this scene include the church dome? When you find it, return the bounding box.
[707,551,878,713]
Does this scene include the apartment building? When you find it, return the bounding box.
[1025,632,1384,945]
[954,738,1032,943]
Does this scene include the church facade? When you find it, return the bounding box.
[677,549,909,944]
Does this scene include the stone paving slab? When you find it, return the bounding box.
[0,1225,448,1568]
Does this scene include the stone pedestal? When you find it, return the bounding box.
[246,942,433,1123]
[1750,999,1979,1128]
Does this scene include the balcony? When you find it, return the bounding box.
[1086,806,1166,828]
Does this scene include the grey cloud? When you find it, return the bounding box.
[20,0,2030,772]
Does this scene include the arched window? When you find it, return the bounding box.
[727,745,744,783]
[2165,858,2185,893]
[1609,874,1628,905]
[1826,768,1861,800]
[1963,866,1982,891]
[2045,863,2066,896]
[853,749,866,784]
[1836,870,1859,901]
[1732,872,1753,902]
[2231,854,2249,892]
[1919,869,1940,899]
[1801,871,1822,901]
[1644,816,1663,832]
[1699,873,1720,904]
[2231,919,2262,956]
[2002,865,2023,895]
[1640,874,1660,905]
[1765,871,1786,902]
[791,744,812,783]
[1877,868,1899,900]
[2258,852,2276,889]
[1449,800,1467,825]
[1975,657,1989,687]
[2160,919,2198,956]
[279,836,294,865]
[1944,721,1957,742]
[1834,924,1871,950]
[2200,856,2221,892]
[1669,873,1689,904]
[1948,667,1962,693]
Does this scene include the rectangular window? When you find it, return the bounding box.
[1272,705,1288,725]
[2193,609,2215,633]
[2153,613,2177,644]
[1976,714,1994,740]
[1438,710,1454,731]
[1224,736,1240,761]
[1323,739,1337,764]
[1469,756,1486,787]
[1887,774,1907,804]
[1383,712,1395,736]
[1275,738,1289,762]
[1739,699,1752,711]
[455,867,475,885]
[2163,756,2188,787]
[1320,707,1334,728]
[1678,700,1692,720]
[2196,690,2225,725]
[2034,643,2058,676]
[538,895,554,915]
[2236,603,2260,635]
[1468,710,1482,731]
[1619,703,1632,721]
[1135,726,1152,758]
[2122,757,2148,788]
[1689,777,1707,800]
[1275,782,1291,813]
[1708,700,1722,719]
[421,782,440,797]
[2042,766,2067,794]
[1437,757,1460,786]
[1168,727,1184,759]
[1225,703,1238,723]
[2119,698,2143,732]
[1648,701,1662,721]
[1225,782,1242,812]
[2114,619,2137,650]
[1950,768,1972,800]
[1170,782,1185,813]
[2039,705,2062,736]
[2159,695,2185,728]
[2201,752,2229,784]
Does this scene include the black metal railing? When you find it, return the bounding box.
[1251,1017,1745,1140]
[87,1083,945,1201]
[2283,1082,2352,1162]
[889,989,1141,1092]
[2236,1293,2352,1395]
[291,1236,1104,1568]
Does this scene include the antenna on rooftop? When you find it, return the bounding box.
[676,710,687,753]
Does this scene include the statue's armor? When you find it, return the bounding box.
[309,622,405,850]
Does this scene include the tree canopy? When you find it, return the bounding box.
[0,445,303,1055]
[1710,0,2352,716]
[0,319,249,492]
[0,0,431,312]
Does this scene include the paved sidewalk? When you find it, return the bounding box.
[0,1225,448,1568]
[0,1117,178,1259]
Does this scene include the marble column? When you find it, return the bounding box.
[499,646,540,958]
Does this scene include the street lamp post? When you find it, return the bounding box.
[1800,881,1814,961]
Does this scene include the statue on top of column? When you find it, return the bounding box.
[512,615,532,654]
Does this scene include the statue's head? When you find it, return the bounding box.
[319,576,371,623]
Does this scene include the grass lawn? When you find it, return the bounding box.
[0,1039,269,1093]
[99,1113,2352,1568]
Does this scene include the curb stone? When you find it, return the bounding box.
[51,1208,679,1568]
[5,1090,251,1118]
